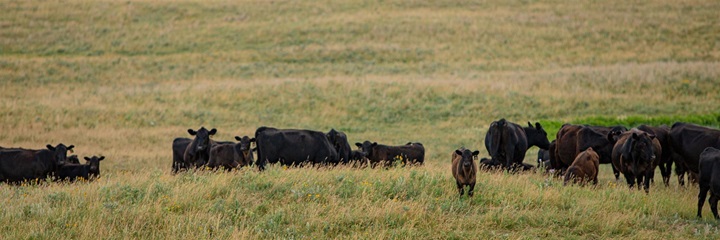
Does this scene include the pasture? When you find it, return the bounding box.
[1,0,720,238]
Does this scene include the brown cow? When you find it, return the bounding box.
[612,129,661,193]
[563,147,600,186]
[554,124,626,179]
[452,148,480,196]
[355,141,425,168]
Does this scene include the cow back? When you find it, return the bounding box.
[670,123,720,173]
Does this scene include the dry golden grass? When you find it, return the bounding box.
[1,0,720,238]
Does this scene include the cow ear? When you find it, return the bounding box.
[47,144,55,151]
[648,134,656,140]
[99,156,105,161]
[528,122,533,128]
[455,150,463,155]
[67,145,74,150]
[372,142,377,147]
[535,122,543,130]
[209,128,217,135]
[235,136,242,141]
[250,138,256,142]
[84,157,91,161]
[355,142,362,148]
[188,129,197,135]
[632,132,639,139]
[472,150,480,156]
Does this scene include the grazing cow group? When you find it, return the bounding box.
[170,126,426,173]
[2,120,719,220]
[0,144,105,183]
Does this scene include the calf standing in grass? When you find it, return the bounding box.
[452,148,480,197]
[208,136,255,170]
[698,147,720,219]
[564,147,600,186]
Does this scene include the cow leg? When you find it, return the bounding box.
[623,172,636,189]
[710,193,720,220]
[698,184,709,218]
[611,164,620,181]
[468,183,475,197]
[661,161,672,187]
[456,181,464,196]
[643,170,652,194]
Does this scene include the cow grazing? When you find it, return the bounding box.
[554,124,626,179]
[697,147,720,219]
[349,150,367,167]
[484,119,550,171]
[171,127,217,173]
[479,157,502,170]
[0,143,74,183]
[327,129,352,165]
[354,141,425,168]
[611,129,660,193]
[451,148,480,197]
[208,136,255,170]
[669,122,720,177]
[564,147,600,186]
[57,164,89,182]
[255,127,339,171]
[637,124,678,186]
[538,140,555,170]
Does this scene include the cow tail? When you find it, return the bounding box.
[255,127,266,171]
[489,119,506,158]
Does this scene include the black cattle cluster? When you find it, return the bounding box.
[3,121,719,220]
[172,127,425,173]
[0,144,105,183]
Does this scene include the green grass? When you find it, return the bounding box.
[1,0,720,238]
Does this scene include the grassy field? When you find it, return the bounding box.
[1,0,720,238]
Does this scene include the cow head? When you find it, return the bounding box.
[607,126,628,143]
[327,129,351,163]
[355,141,377,159]
[525,122,551,150]
[84,155,105,177]
[455,149,480,170]
[188,127,217,152]
[67,155,80,164]
[234,135,256,166]
[625,132,656,174]
[46,143,74,166]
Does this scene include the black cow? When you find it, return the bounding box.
[327,129,352,165]
[698,147,720,219]
[554,124,626,179]
[611,129,660,193]
[669,122,720,176]
[255,127,339,171]
[57,164,89,182]
[57,155,104,182]
[208,136,255,170]
[479,157,503,170]
[637,125,676,186]
[537,140,555,170]
[485,119,550,171]
[68,154,80,164]
[354,141,425,168]
[0,143,74,183]
[349,150,367,167]
[85,155,105,178]
[171,127,217,173]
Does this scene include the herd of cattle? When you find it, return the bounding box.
[0,144,105,183]
[2,120,720,219]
